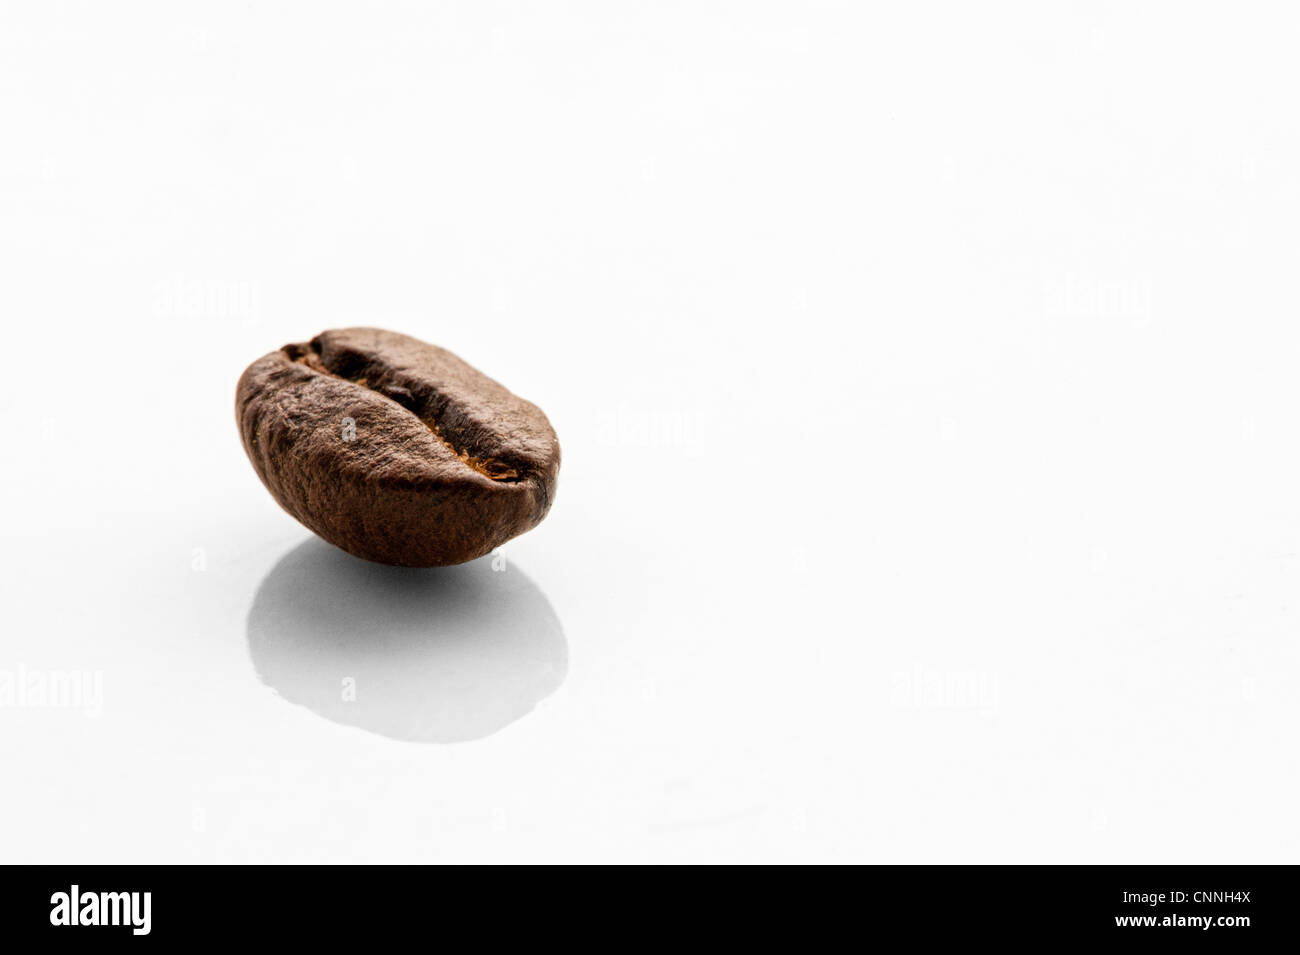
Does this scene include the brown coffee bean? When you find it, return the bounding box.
[236,327,560,567]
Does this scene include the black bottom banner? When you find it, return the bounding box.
[4,865,1295,943]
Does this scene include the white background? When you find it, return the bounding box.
[2,2,1298,863]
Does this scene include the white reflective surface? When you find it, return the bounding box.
[2,3,1298,863]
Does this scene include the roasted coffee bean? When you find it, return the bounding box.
[236,327,560,567]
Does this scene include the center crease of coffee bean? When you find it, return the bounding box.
[292,349,522,483]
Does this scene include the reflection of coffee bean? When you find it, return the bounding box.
[247,540,567,743]
[236,328,561,566]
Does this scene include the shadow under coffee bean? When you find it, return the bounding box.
[247,538,567,743]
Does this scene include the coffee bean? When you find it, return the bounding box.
[236,327,560,567]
